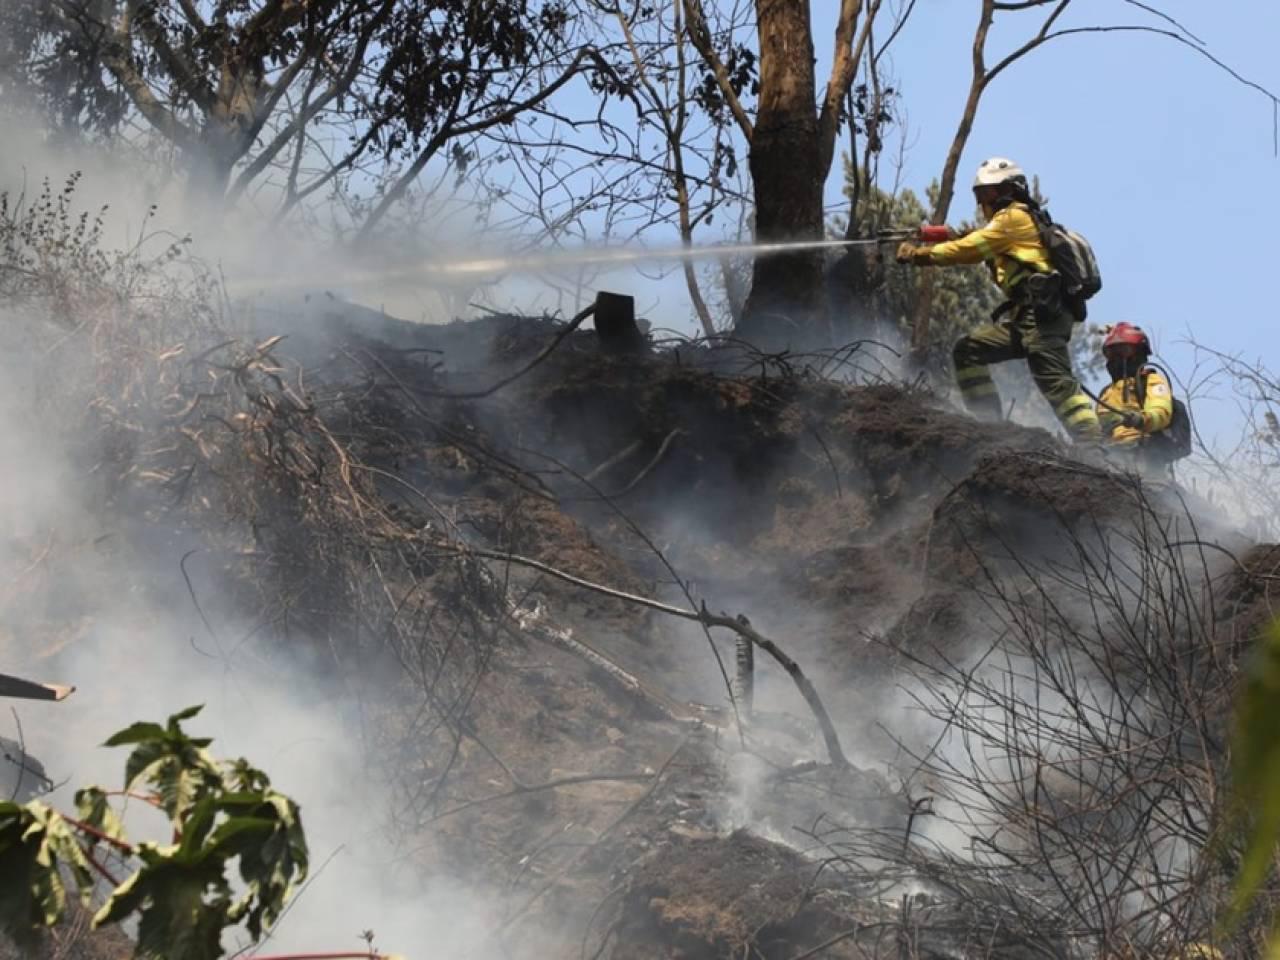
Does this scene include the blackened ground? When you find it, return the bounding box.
[35,304,1256,960]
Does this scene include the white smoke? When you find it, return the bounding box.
[0,120,520,959]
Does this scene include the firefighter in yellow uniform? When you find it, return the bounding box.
[897,157,1101,440]
[1095,322,1173,447]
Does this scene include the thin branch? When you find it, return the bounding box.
[1118,0,1206,45]
[65,816,134,854]
[875,0,920,65]
[371,303,595,401]
[6,708,30,801]
[990,23,1280,134]
[683,0,755,141]
[451,542,848,767]
[981,0,1070,89]
[355,48,604,238]
[127,0,214,113]
[992,0,1057,9]
[80,843,122,888]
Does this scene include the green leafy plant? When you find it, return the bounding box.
[0,705,397,960]
[1227,620,1280,959]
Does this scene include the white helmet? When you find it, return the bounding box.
[973,157,1027,189]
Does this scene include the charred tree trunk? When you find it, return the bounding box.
[187,55,266,213]
[736,2,827,348]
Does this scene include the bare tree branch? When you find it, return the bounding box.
[450,542,849,768]
[819,0,885,177]
[683,0,755,141]
[227,2,397,205]
[127,0,215,113]
[355,47,605,239]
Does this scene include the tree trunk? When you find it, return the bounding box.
[187,124,239,211]
[186,54,264,213]
[736,0,827,348]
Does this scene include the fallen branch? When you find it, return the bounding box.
[584,437,644,482]
[609,428,682,498]
[504,597,688,721]
[452,542,849,768]
[575,429,683,498]
[516,447,743,733]
[356,463,691,724]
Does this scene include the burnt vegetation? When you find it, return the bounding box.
[0,3,1278,959]
[0,173,1276,958]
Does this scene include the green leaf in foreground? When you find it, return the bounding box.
[1228,620,1280,928]
[0,801,93,945]
[0,705,310,957]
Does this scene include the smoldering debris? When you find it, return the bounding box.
[0,182,1272,959]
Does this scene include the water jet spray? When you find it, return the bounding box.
[226,228,950,302]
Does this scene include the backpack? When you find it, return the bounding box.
[1136,364,1193,462]
[1029,207,1103,306]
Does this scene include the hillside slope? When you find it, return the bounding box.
[4,306,1274,959]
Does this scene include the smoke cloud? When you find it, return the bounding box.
[0,118,521,959]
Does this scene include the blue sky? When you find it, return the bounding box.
[526,1,1279,440]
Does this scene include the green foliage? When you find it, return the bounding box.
[1,0,573,200]
[74,787,125,843]
[0,705,309,960]
[1228,619,1280,957]
[0,801,93,948]
[105,704,222,823]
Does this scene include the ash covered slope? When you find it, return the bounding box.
[254,305,1273,959]
[4,297,1273,960]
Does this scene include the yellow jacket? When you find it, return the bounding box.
[926,203,1051,296]
[1097,367,1174,445]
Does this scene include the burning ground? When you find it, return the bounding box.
[1,290,1276,959]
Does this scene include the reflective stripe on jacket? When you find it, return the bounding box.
[1097,367,1175,445]
[927,203,1051,296]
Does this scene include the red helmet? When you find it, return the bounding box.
[1102,322,1151,360]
